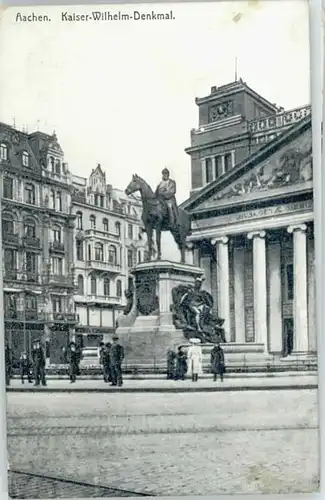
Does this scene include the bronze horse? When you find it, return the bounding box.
[125,174,191,263]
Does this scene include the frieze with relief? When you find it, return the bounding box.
[213,138,312,202]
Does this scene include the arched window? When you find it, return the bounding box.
[103,218,109,232]
[0,143,8,161]
[108,245,117,265]
[2,213,14,236]
[22,151,29,167]
[50,189,55,209]
[24,183,35,205]
[104,277,110,296]
[116,279,122,297]
[76,211,83,230]
[77,275,84,294]
[94,242,103,261]
[115,221,121,237]
[56,192,62,211]
[24,218,36,238]
[90,276,97,295]
[89,215,96,229]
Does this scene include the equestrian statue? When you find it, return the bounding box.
[125,168,191,263]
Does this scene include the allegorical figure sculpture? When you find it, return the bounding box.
[125,170,191,263]
[171,277,227,344]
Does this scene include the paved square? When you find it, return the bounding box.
[7,389,319,496]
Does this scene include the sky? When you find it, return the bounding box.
[0,0,310,206]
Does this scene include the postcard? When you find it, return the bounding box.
[0,0,320,497]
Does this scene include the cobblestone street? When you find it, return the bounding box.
[7,389,319,496]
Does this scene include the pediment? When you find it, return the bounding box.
[185,118,312,214]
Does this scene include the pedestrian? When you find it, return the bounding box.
[67,341,79,383]
[110,336,124,387]
[102,342,112,383]
[211,343,225,382]
[99,341,105,366]
[175,347,187,380]
[166,349,176,380]
[32,339,47,387]
[19,352,33,384]
[5,345,13,386]
[187,338,203,382]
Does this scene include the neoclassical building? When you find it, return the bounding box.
[1,124,77,364]
[182,82,315,363]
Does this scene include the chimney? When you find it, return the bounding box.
[211,86,217,93]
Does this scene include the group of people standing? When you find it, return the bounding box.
[99,335,125,386]
[5,339,47,386]
[167,339,226,382]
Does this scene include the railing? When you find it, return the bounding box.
[3,233,19,245]
[3,269,18,280]
[22,236,41,249]
[49,274,74,287]
[50,312,79,323]
[249,105,311,133]
[49,241,65,253]
[4,310,48,321]
[86,260,121,273]
[86,295,122,304]
[84,229,120,239]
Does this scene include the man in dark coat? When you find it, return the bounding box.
[102,342,112,383]
[210,343,225,382]
[175,347,187,381]
[19,352,33,384]
[166,349,176,380]
[5,345,13,386]
[67,341,79,383]
[155,167,179,229]
[32,340,47,386]
[110,336,124,386]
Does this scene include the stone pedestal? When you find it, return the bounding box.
[116,260,203,370]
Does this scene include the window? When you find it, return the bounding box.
[128,277,134,292]
[3,177,13,199]
[55,160,61,175]
[108,245,117,264]
[128,224,133,240]
[127,249,133,268]
[100,195,104,208]
[51,257,63,275]
[224,153,232,173]
[88,244,92,261]
[0,143,8,160]
[24,183,35,204]
[56,192,62,211]
[104,277,110,296]
[215,156,223,177]
[50,157,55,172]
[26,253,37,273]
[53,227,61,242]
[90,215,96,229]
[138,251,142,263]
[76,211,83,230]
[50,189,55,209]
[94,242,104,261]
[22,151,29,167]
[4,293,16,314]
[91,276,97,295]
[52,296,62,313]
[4,249,17,269]
[205,158,213,183]
[103,218,109,232]
[76,239,84,261]
[24,219,36,238]
[115,221,121,237]
[2,215,14,235]
[25,294,37,310]
[286,264,294,300]
[116,279,122,297]
[77,275,84,294]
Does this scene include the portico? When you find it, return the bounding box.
[182,116,316,365]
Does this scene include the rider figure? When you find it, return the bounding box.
[155,168,178,228]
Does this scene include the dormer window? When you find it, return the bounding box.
[0,143,8,161]
[22,151,29,167]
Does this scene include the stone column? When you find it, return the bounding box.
[220,156,225,175]
[247,231,267,347]
[212,237,230,340]
[287,224,309,353]
[212,157,217,180]
[201,159,207,185]
[267,240,283,353]
[307,237,317,352]
[233,246,245,343]
[185,242,195,265]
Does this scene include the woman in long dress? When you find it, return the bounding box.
[187,338,203,382]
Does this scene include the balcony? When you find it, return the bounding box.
[84,229,121,240]
[85,295,122,305]
[86,260,121,274]
[249,105,311,134]
[22,236,41,249]
[49,274,74,288]
[24,273,39,283]
[4,310,48,322]
[3,233,19,245]
[50,312,79,324]
[4,269,18,280]
[49,241,65,254]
